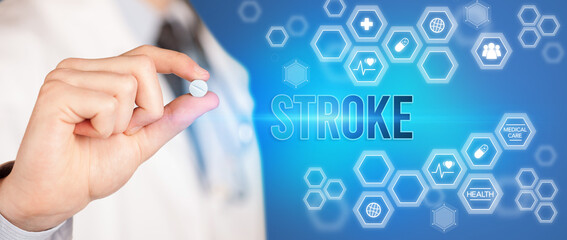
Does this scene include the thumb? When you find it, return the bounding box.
[134,92,219,160]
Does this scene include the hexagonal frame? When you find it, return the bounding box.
[471,32,513,70]
[515,190,538,211]
[518,27,541,49]
[310,25,352,62]
[458,173,503,214]
[266,26,289,48]
[346,5,388,42]
[535,145,558,167]
[354,150,395,187]
[238,1,262,23]
[537,15,560,37]
[382,26,423,63]
[431,204,458,233]
[283,60,309,88]
[465,1,491,29]
[418,47,458,84]
[344,46,389,87]
[387,170,429,207]
[324,179,346,200]
[286,15,309,37]
[422,149,468,189]
[323,0,346,18]
[461,133,503,170]
[495,113,536,150]
[542,42,565,64]
[304,189,326,210]
[417,7,459,43]
[515,168,539,189]
[304,167,327,188]
[517,5,541,27]
[535,179,558,201]
[353,191,395,228]
[535,202,557,224]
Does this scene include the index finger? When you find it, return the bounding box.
[122,45,210,81]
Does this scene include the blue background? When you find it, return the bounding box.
[192,0,566,239]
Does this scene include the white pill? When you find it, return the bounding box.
[189,80,208,98]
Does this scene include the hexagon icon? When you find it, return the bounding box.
[422,149,467,189]
[537,15,560,37]
[324,0,346,18]
[304,167,327,188]
[324,179,346,200]
[517,5,541,26]
[387,170,429,207]
[515,168,539,189]
[458,173,503,214]
[353,191,395,228]
[465,1,490,29]
[542,42,565,64]
[347,5,388,42]
[518,27,541,49]
[431,204,457,233]
[535,145,557,167]
[286,15,309,37]
[304,189,326,210]
[311,25,352,62]
[238,1,262,23]
[418,47,458,84]
[283,60,309,88]
[266,26,288,47]
[382,26,423,63]
[461,133,502,170]
[495,113,536,150]
[535,202,557,224]
[354,151,395,187]
[344,46,389,87]
[535,180,558,201]
[472,32,513,70]
[515,190,538,211]
[417,7,458,43]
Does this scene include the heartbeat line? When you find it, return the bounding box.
[352,61,376,76]
[431,164,455,179]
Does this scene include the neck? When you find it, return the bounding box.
[144,0,172,13]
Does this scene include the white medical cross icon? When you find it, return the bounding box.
[361,18,373,31]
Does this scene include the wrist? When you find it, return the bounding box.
[0,175,68,232]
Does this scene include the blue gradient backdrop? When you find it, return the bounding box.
[192,0,566,239]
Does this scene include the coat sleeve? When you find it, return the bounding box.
[0,214,72,240]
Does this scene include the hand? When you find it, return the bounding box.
[0,45,219,231]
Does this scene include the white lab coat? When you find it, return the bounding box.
[0,0,265,239]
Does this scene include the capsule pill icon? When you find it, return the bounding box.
[474,144,489,159]
[394,38,409,52]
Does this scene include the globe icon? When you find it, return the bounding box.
[429,18,446,33]
[365,202,382,218]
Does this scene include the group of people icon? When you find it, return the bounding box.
[482,42,502,60]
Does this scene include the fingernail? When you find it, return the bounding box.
[195,66,209,77]
[124,126,142,136]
